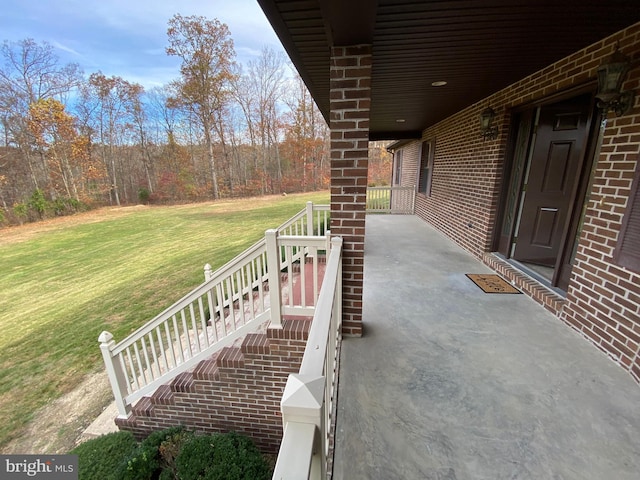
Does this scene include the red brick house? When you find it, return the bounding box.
[257,1,640,382]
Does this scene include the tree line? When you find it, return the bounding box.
[0,14,391,226]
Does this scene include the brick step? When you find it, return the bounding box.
[135,340,256,411]
[132,396,154,417]
[193,357,220,381]
[217,346,245,368]
[119,317,312,454]
[242,332,270,356]
[150,385,174,406]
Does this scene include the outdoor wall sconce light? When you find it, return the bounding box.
[596,45,635,116]
[480,107,498,140]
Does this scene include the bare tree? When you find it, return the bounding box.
[282,72,330,191]
[0,39,82,195]
[241,46,287,193]
[166,14,236,200]
[80,72,140,205]
[130,87,154,194]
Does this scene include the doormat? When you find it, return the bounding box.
[466,274,521,294]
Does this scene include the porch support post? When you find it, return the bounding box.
[330,44,371,337]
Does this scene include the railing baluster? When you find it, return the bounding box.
[132,342,146,386]
[286,245,294,307]
[157,326,170,373]
[300,253,307,308]
[189,303,201,353]
[236,269,246,326]
[313,251,319,303]
[207,287,219,343]
[216,282,228,337]
[180,310,192,359]
[249,261,256,320]
[244,263,255,320]
[198,297,209,349]
[225,276,236,331]
[148,333,160,379]
[232,270,240,326]
[124,347,139,391]
[256,255,265,313]
[140,338,153,384]
[171,314,184,364]
[118,353,132,395]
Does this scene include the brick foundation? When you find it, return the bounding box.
[115,318,311,454]
[482,253,567,315]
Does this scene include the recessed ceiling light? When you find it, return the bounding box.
[431,81,447,87]
[396,119,406,123]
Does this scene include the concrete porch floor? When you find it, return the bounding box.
[332,215,640,480]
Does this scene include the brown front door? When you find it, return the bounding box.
[512,94,591,267]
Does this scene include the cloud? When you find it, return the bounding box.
[50,41,82,57]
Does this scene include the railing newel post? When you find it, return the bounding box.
[99,331,130,417]
[204,263,212,281]
[266,229,283,329]
[306,201,314,235]
[276,374,326,480]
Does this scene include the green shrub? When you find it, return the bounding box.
[28,189,47,218]
[118,426,188,480]
[175,432,271,480]
[12,202,29,224]
[71,428,271,480]
[138,188,151,204]
[158,428,193,479]
[70,431,138,480]
[52,197,73,216]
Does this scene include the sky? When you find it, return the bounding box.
[0,0,287,89]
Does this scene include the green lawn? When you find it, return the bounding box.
[0,192,329,449]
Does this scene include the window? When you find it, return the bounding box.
[418,140,434,195]
[614,161,640,273]
[393,150,403,185]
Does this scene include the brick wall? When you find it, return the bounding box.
[115,318,310,454]
[399,141,420,188]
[396,22,640,381]
[563,58,640,380]
[329,45,372,337]
[413,109,508,257]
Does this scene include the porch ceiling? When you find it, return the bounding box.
[257,0,640,141]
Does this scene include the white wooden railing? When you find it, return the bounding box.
[272,236,343,480]
[366,186,415,214]
[99,202,330,417]
[278,200,330,236]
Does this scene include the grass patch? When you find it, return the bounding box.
[0,192,328,450]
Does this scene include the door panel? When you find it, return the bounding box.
[513,96,589,267]
[542,141,573,193]
[531,207,559,248]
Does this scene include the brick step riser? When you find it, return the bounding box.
[117,318,311,454]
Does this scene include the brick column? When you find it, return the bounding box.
[330,45,371,337]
